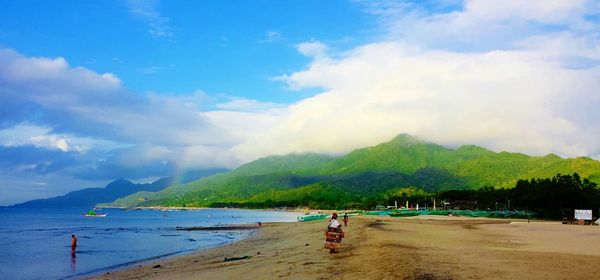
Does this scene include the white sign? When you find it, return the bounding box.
[574,209,592,220]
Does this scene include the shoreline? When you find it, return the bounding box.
[85,222,276,280]
[88,215,600,280]
[70,246,202,280]
[81,224,266,279]
[70,208,300,279]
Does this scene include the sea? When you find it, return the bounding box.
[0,208,299,280]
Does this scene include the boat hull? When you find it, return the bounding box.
[83,214,108,217]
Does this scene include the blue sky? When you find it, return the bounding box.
[0,0,372,103]
[1,0,600,205]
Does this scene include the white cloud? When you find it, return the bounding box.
[215,98,285,112]
[0,123,123,153]
[236,41,600,160]
[0,49,120,90]
[232,1,600,161]
[0,48,240,184]
[514,33,600,65]
[205,109,286,146]
[460,0,590,24]
[366,0,600,53]
[0,48,243,203]
[297,41,328,58]
[0,48,239,147]
[128,0,174,39]
[264,30,284,42]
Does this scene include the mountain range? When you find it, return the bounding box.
[12,169,226,209]
[105,134,600,209]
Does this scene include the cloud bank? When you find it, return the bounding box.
[233,0,600,161]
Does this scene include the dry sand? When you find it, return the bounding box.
[89,215,600,280]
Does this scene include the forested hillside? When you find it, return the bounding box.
[106,135,600,210]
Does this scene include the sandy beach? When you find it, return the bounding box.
[89,215,600,280]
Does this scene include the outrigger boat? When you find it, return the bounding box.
[297,212,328,222]
[83,209,108,217]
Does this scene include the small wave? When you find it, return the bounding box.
[1,226,95,234]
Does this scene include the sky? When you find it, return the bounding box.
[1,0,599,205]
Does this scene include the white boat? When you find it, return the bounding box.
[83,210,108,217]
[83,213,108,217]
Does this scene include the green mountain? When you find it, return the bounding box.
[322,134,600,188]
[107,134,600,209]
[108,153,335,207]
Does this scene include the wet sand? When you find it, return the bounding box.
[89,215,600,280]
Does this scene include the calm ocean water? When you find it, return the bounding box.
[0,208,299,280]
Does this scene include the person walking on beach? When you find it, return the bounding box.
[324,213,344,253]
[343,213,349,227]
[71,234,77,254]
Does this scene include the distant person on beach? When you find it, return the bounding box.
[343,213,349,227]
[71,234,77,254]
[324,213,344,253]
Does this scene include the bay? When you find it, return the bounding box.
[0,208,298,280]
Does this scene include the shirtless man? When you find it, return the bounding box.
[71,234,77,254]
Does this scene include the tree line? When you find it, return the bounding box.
[384,173,599,219]
[202,173,598,220]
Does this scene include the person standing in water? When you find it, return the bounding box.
[343,213,349,227]
[71,234,77,254]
